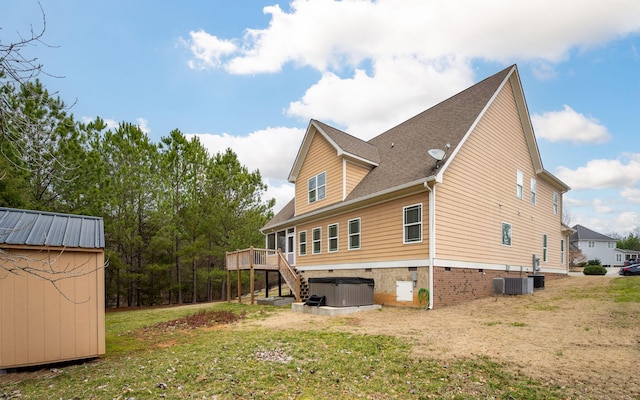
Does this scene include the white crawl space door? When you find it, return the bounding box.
[396,281,413,302]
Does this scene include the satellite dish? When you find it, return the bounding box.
[428,148,446,161]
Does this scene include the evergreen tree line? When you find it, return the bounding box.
[1,78,274,307]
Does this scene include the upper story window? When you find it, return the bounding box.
[530,178,537,205]
[308,172,326,203]
[608,242,615,249]
[298,231,307,256]
[328,223,338,252]
[553,192,559,215]
[348,218,361,250]
[516,170,523,199]
[312,227,321,254]
[588,241,595,248]
[403,204,422,243]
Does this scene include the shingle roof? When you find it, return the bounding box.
[0,207,105,249]
[266,65,520,229]
[313,120,380,165]
[570,224,616,242]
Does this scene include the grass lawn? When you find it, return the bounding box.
[2,277,639,399]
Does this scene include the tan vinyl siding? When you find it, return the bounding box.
[436,80,565,271]
[295,192,429,267]
[344,161,371,199]
[295,132,343,216]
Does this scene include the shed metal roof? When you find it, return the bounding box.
[0,207,105,249]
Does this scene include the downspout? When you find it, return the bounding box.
[424,180,436,310]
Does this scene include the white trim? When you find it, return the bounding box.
[342,159,347,200]
[312,227,322,254]
[297,258,430,271]
[327,223,339,253]
[297,257,567,275]
[348,217,361,250]
[403,203,423,244]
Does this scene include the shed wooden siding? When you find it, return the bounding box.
[344,161,371,199]
[295,192,430,267]
[295,131,343,216]
[0,248,105,369]
[436,80,565,271]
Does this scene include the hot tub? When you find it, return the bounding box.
[308,277,374,307]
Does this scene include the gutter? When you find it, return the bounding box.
[424,179,438,310]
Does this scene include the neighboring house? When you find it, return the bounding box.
[230,65,571,308]
[569,224,627,267]
[0,207,105,370]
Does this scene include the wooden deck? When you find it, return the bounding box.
[225,247,302,303]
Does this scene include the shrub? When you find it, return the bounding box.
[587,259,602,266]
[583,265,607,275]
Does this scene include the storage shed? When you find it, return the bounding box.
[0,207,105,370]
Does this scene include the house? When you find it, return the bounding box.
[0,207,105,370]
[228,65,571,308]
[570,224,631,267]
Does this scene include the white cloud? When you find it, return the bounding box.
[556,155,640,190]
[621,188,640,204]
[187,126,305,182]
[532,105,611,144]
[187,0,640,75]
[287,57,474,139]
[263,178,295,213]
[183,30,238,70]
[136,118,151,134]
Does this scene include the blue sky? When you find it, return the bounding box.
[4,0,640,236]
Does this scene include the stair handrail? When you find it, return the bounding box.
[276,249,301,302]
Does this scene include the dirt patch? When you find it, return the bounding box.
[243,276,640,399]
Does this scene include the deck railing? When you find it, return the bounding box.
[225,247,300,302]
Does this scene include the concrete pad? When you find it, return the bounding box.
[291,303,382,316]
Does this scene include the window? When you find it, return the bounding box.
[308,172,326,203]
[516,170,523,199]
[588,241,595,248]
[312,227,321,254]
[542,234,548,262]
[561,239,565,264]
[328,223,338,252]
[530,178,537,205]
[348,218,361,250]
[298,231,307,256]
[608,242,615,249]
[403,204,422,243]
[553,192,559,215]
[502,222,512,246]
[616,253,622,262]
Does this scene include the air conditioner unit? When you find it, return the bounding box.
[493,278,505,294]
[504,277,533,295]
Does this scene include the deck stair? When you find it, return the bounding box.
[225,247,309,303]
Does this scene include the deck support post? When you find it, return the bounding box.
[250,246,255,305]
[237,251,241,304]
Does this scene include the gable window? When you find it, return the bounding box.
[502,222,512,246]
[308,172,326,203]
[312,227,321,254]
[542,234,548,262]
[348,218,361,250]
[403,204,422,243]
[328,223,338,252]
[298,231,307,256]
[553,192,559,215]
[530,178,537,205]
[516,170,523,199]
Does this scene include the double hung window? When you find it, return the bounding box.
[403,204,422,243]
[308,172,326,203]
